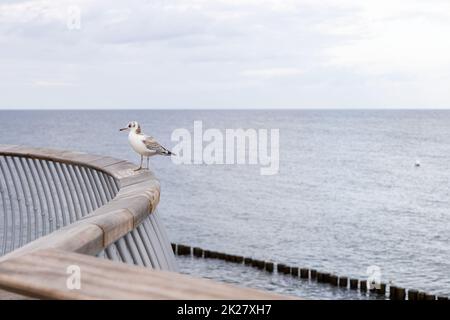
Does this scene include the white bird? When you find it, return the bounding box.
[119,121,174,171]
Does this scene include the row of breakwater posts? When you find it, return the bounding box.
[171,243,449,301]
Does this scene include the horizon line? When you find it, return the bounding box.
[0,107,450,111]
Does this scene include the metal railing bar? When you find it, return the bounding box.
[60,164,83,221]
[22,158,46,238]
[14,157,37,242]
[0,157,10,255]
[98,172,114,202]
[4,156,25,248]
[141,218,165,270]
[91,170,108,205]
[80,166,100,210]
[85,168,104,208]
[41,160,63,229]
[53,162,76,224]
[130,230,152,267]
[99,172,115,200]
[114,238,135,265]
[147,214,171,270]
[123,233,145,266]
[66,165,88,217]
[31,159,54,234]
[73,165,95,214]
[36,159,59,231]
[136,224,160,269]
[153,211,178,270]
[105,245,123,262]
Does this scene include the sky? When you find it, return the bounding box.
[1,0,450,109]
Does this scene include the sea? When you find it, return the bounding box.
[1,109,449,299]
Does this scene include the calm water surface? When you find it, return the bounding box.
[1,110,449,299]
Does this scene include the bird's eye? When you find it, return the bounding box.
[128,124,131,128]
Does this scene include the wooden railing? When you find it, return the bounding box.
[0,145,287,299]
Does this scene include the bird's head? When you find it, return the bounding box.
[119,121,141,133]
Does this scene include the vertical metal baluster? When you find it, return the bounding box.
[38,159,59,231]
[100,172,115,200]
[98,173,113,202]
[85,168,103,207]
[141,218,164,270]
[112,177,120,194]
[54,162,76,224]
[30,158,52,234]
[61,164,83,220]
[79,166,100,210]
[0,176,3,254]
[13,157,35,243]
[46,161,67,227]
[123,233,145,266]
[130,230,152,267]
[105,174,119,199]
[0,157,10,255]
[147,215,171,270]
[136,225,160,269]
[23,158,46,238]
[73,165,95,214]
[134,226,158,268]
[153,211,178,271]
[67,165,88,217]
[19,158,41,240]
[105,245,123,262]
[92,170,108,204]
[4,156,25,248]
[115,238,135,264]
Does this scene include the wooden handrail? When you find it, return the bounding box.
[0,145,160,262]
[0,249,289,299]
[0,145,292,299]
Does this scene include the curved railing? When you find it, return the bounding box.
[0,144,285,299]
[0,145,177,271]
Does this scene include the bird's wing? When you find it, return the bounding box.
[142,135,172,155]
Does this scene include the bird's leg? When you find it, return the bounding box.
[134,155,143,171]
[146,156,150,170]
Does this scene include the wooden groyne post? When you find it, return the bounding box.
[171,242,448,300]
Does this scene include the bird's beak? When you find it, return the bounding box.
[119,127,129,132]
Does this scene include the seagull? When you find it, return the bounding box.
[119,121,174,171]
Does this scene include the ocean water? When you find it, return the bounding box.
[1,109,449,299]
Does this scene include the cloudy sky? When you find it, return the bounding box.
[1,0,450,109]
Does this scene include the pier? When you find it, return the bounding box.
[0,145,445,300]
[0,145,286,299]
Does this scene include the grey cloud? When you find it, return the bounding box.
[0,0,449,109]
